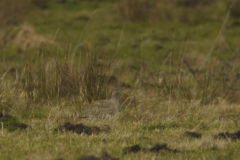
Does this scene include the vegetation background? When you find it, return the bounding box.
[0,0,240,159]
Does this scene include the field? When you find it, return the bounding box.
[1,0,240,159]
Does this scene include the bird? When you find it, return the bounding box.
[78,88,121,119]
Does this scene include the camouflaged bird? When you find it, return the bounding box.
[78,88,121,119]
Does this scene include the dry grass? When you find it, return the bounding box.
[0,25,55,49]
[0,44,116,109]
[130,53,240,106]
[81,51,111,103]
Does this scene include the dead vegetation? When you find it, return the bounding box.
[0,25,55,49]
[124,53,240,106]
[1,49,240,111]
[0,46,121,110]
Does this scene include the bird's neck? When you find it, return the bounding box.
[111,94,119,106]
[111,95,119,102]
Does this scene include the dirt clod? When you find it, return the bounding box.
[123,144,142,154]
[123,143,181,154]
[214,131,240,140]
[55,122,102,135]
[184,131,202,138]
[77,155,100,160]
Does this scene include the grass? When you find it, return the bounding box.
[1,0,240,159]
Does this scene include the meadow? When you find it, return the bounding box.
[1,0,240,159]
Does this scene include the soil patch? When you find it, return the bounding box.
[55,149,119,160]
[77,156,100,160]
[184,131,202,138]
[123,143,183,154]
[214,131,240,140]
[54,122,111,135]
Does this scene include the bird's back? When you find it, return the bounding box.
[78,94,120,119]
[79,89,120,118]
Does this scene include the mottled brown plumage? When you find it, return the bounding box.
[78,89,121,119]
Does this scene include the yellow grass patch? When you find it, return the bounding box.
[0,25,55,50]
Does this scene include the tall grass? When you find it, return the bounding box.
[134,54,240,105]
[81,49,112,103]
[0,46,114,109]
